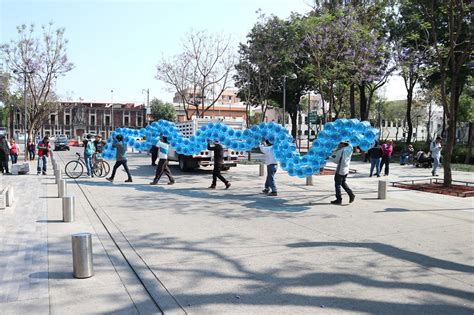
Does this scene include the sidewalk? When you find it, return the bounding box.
[0,159,160,315]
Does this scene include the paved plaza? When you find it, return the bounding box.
[0,148,473,314]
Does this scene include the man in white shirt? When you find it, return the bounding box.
[430,136,442,176]
[150,136,175,185]
[330,140,355,205]
[259,139,278,196]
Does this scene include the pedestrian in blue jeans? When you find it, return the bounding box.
[83,134,94,177]
[367,141,383,177]
[430,136,442,176]
[259,139,278,196]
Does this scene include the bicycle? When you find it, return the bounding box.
[64,152,110,179]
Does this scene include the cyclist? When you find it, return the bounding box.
[92,134,106,166]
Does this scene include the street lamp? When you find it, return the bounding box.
[110,89,114,131]
[282,73,297,129]
[142,88,150,125]
[13,69,35,161]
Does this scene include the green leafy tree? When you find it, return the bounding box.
[458,76,474,163]
[235,14,312,138]
[150,98,177,122]
[416,0,472,186]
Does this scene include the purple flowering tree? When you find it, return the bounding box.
[0,23,74,140]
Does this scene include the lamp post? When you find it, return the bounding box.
[110,89,114,131]
[282,73,297,129]
[13,69,34,162]
[142,88,150,125]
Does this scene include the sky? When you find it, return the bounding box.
[1,0,406,104]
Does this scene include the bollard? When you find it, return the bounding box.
[62,195,74,222]
[54,169,61,184]
[378,180,387,199]
[58,179,67,198]
[259,163,265,176]
[6,186,14,207]
[306,175,313,186]
[72,233,94,278]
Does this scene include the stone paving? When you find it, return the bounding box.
[0,151,472,314]
[0,171,49,314]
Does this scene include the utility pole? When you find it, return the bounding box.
[142,88,150,125]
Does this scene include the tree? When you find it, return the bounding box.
[0,23,74,140]
[150,98,177,122]
[418,0,472,186]
[458,76,473,163]
[156,30,235,119]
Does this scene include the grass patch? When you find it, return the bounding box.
[452,164,474,172]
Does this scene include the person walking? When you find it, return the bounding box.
[0,136,11,174]
[367,141,383,177]
[430,136,442,176]
[27,139,36,160]
[330,140,355,205]
[208,140,231,189]
[400,144,414,165]
[9,139,19,164]
[259,139,278,196]
[37,136,51,175]
[150,136,175,185]
[83,134,94,177]
[380,140,393,176]
[106,134,133,183]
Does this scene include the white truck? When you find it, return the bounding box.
[168,118,246,171]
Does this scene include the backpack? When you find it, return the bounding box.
[85,141,94,156]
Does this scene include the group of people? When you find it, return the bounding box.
[0,136,27,174]
[366,140,393,177]
[82,134,107,178]
[365,136,443,177]
[92,131,447,206]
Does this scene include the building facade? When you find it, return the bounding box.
[38,101,146,139]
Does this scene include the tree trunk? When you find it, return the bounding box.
[406,91,413,144]
[359,83,368,121]
[465,122,473,164]
[349,83,355,118]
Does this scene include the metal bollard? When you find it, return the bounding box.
[306,175,313,186]
[378,180,387,199]
[259,163,265,176]
[58,179,67,198]
[72,233,94,278]
[54,169,61,184]
[62,195,74,222]
[6,186,14,206]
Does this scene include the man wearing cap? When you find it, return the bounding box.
[329,140,355,205]
[150,136,175,185]
[207,139,231,189]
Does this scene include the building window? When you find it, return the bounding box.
[105,115,110,126]
[124,116,129,126]
[50,114,55,125]
[65,114,70,125]
[90,115,96,126]
[137,116,142,127]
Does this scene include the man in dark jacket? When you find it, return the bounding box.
[106,134,133,183]
[207,140,231,189]
[0,136,10,174]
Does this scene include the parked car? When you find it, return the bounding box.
[54,136,70,151]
